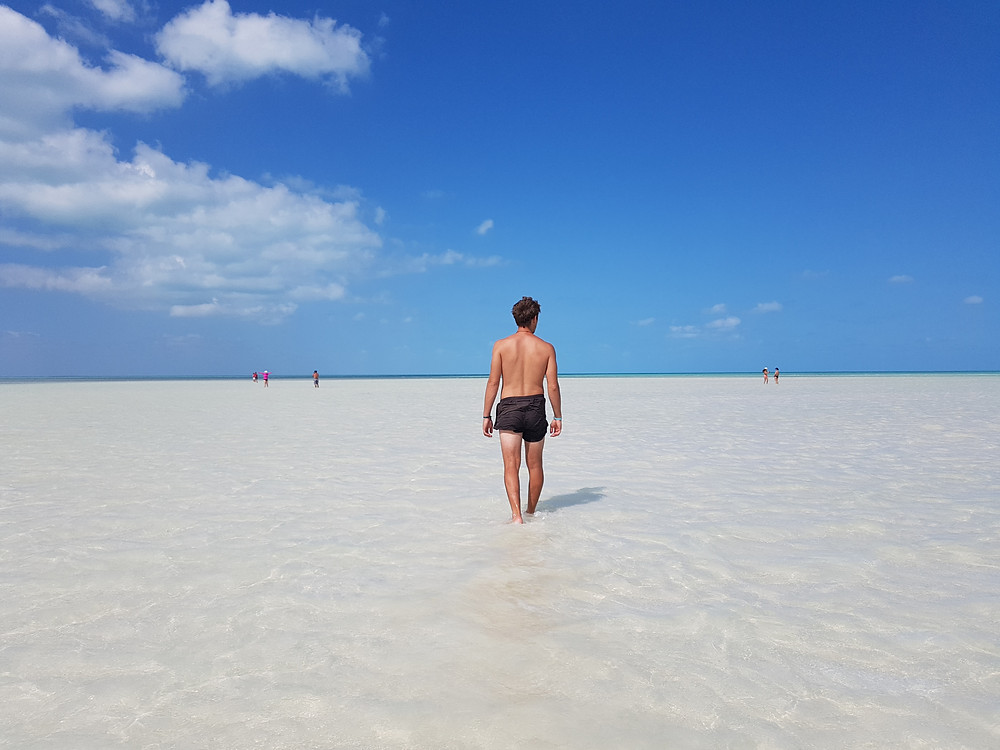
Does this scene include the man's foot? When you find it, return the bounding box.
[507,515,524,524]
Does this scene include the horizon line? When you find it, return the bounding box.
[2,369,999,383]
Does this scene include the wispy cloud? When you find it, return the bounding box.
[0,263,113,294]
[90,0,138,24]
[476,219,494,235]
[388,250,502,275]
[669,315,741,338]
[633,317,655,327]
[669,325,699,339]
[38,4,112,47]
[753,301,782,313]
[889,274,914,284]
[707,316,741,330]
[170,300,222,318]
[964,295,983,305]
[170,299,297,320]
[707,303,727,314]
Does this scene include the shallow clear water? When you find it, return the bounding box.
[1,376,998,748]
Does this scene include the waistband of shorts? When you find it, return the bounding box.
[498,393,545,406]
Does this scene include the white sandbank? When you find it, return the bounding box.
[1,374,998,748]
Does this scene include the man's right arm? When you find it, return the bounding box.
[482,343,502,437]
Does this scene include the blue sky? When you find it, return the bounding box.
[1,0,997,376]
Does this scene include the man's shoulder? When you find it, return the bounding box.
[532,334,555,352]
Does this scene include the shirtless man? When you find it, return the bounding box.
[482,296,562,523]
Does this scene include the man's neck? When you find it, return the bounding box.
[517,317,538,335]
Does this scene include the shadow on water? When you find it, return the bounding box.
[539,486,606,513]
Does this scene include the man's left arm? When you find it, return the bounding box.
[546,347,562,437]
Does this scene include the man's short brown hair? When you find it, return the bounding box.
[512,296,541,327]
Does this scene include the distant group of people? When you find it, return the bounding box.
[763,367,779,384]
[250,370,319,387]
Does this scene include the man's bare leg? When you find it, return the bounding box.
[524,438,545,515]
[499,430,525,523]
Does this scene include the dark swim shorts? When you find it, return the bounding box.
[494,394,548,442]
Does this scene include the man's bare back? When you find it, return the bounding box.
[493,330,556,398]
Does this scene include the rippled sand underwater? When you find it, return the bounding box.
[2,375,998,748]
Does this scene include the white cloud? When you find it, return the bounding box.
[964,295,983,305]
[753,301,782,313]
[291,282,347,301]
[669,325,699,339]
[476,219,494,235]
[634,317,655,327]
[169,299,297,320]
[391,250,501,274]
[670,314,740,338]
[889,274,914,284]
[0,227,74,251]
[90,0,137,24]
[170,299,221,318]
[0,7,185,137]
[0,124,383,319]
[0,263,113,294]
[471,256,502,267]
[707,316,741,330]
[155,0,370,90]
[707,303,727,314]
